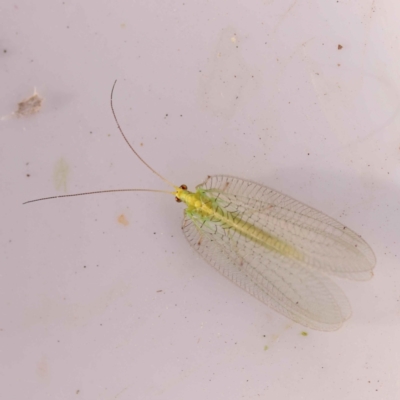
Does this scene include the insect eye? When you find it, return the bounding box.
[180,184,187,190]
[175,197,182,203]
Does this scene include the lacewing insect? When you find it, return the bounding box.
[24,81,376,331]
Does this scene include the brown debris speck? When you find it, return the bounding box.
[15,89,43,117]
[117,214,129,226]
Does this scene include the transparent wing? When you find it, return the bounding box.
[181,175,375,331]
[198,175,376,280]
[183,214,351,331]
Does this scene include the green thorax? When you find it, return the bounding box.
[175,187,216,217]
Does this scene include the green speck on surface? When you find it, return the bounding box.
[53,158,70,192]
[263,345,268,351]
[301,331,308,336]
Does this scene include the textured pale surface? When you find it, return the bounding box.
[183,176,375,331]
[2,1,400,400]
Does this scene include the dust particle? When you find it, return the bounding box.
[338,44,343,50]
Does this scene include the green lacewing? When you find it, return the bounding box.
[24,81,376,331]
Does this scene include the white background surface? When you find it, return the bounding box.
[2,1,400,399]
